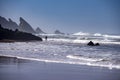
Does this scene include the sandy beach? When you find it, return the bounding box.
[0,56,120,80]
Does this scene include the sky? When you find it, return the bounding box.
[0,0,120,34]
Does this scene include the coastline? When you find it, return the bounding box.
[0,55,120,80]
[0,39,43,43]
[0,39,15,43]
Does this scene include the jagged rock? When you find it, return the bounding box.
[95,43,100,46]
[54,30,64,34]
[0,16,19,30]
[0,16,45,34]
[8,18,19,30]
[35,27,45,34]
[87,41,94,46]
[87,41,100,46]
[0,24,42,41]
[19,17,35,33]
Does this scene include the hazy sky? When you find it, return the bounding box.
[0,0,120,34]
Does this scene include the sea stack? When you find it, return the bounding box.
[19,17,35,34]
[35,27,45,34]
[54,30,64,34]
[87,41,100,46]
[87,41,94,46]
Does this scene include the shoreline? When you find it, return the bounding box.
[0,55,31,64]
[0,55,120,70]
[0,55,120,80]
[0,39,43,43]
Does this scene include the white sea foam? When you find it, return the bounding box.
[66,55,104,62]
[1,54,120,70]
[48,38,120,44]
[72,32,90,36]
[37,33,120,44]
[94,33,102,36]
[48,38,72,43]
[0,33,120,70]
[103,35,120,39]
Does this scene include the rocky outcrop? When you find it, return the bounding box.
[19,17,35,33]
[87,41,100,46]
[54,30,64,34]
[0,24,42,41]
[8,18,19,30]
[87,41,94,46]
[0,16,19,31]
[35,27,45,34]
[0,16,36,34]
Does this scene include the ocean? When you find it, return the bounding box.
[0,32,120,69]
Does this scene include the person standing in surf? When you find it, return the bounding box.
[45,36,48,41]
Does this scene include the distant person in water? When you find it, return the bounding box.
[45,36,47,40]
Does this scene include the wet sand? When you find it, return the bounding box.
[0,56,120,80]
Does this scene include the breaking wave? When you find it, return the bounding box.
[72,32,90,36]
[37,32,120,44]
[0,32,120,70]
[1,54,120,70]
[66,55,104,62]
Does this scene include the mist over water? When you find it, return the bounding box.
[0,33,120,69]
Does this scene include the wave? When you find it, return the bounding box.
[37,32,120,39]
[66,55,104,62]
[1,54,120,70]
[103,35,120,39]
[94,33,102,36]
[36,32,120,45]
[47,38,120,45]
[72,32,90,36]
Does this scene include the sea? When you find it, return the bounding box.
[0,32,120,69]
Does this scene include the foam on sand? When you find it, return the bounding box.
[1,54,120,70]
[66,55,104,62]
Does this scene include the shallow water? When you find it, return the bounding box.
[0,38,120,69]
[1,33,120,69]
[0,57,120,80]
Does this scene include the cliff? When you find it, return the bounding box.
[19,17,36,33]
[0,24,42,41]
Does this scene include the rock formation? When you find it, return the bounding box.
[87,41,100,46]
[0,16,19,31]
[0,24,42,41]
[0,16,48,34]
[35,27,45,34]
[54,30,64,34]
[87,41,94,46]
[19,17,35,33]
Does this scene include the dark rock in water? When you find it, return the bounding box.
[19,17,36,34]
[35,27,45,34]
[87,41,100,46]
[54,30,64,34]
[0,16,19,31]
[87,41,95,46]
[95,43,100,46]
